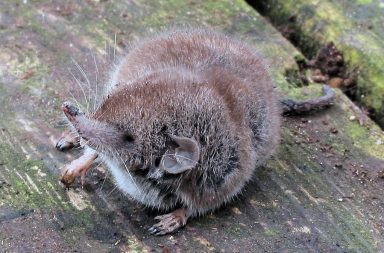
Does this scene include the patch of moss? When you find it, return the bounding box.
[0,142,62,209]
[252,0,384,128]
[18,4,57,47]
[283,83,325,101]
[0,82,6,98]
[125,235,149,253]
[0,140,122,248]
[263,228,278,236]
[343,119,384,159]
[283,68,306,87]
[0,141,89,219]
[334,207,376,252]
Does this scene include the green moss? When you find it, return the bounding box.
[193,217,215,228]
[125,236,149,253]
[19,5,57,46]
[284,83,324,101]
[0,140,119,248]
[0,82,5,98]
[329,142,348,155]
[263,228,278,236]
[5,48,50,95]
[284,68,304,87]
[0,141,87,222]
[355,0,373,4]
[255,0,384,127]
[336,208,376,252]
[0,143,62,209]
[268,123,378,250]
[225,225,248,237]
[343,120,384,159]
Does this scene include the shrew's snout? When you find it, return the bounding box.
[61,101,121,148]
[62,101,83,122]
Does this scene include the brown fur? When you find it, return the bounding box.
[65,28,280,222]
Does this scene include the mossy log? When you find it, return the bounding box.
[0,0,383,252]
[253,0,384,128]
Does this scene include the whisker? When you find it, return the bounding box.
[71,57,92,92]
[111,147,142,194]
[105,40,108,63]
[113,33,117,64]
[109,41,111,63]
[66,131,80,138]
[68,69,90,115]
[92,161,103,171]
[106,40,110,63]
[94,105,112,121]
[161,153,201,165]
[106,185,118,197]
[67,89,85,112]
[71,57,92,113]
[80,139,91,147]
[72,143,83,150]
[99,171,109,191]
[69,145,85,152]
[64,70,85,111]
[70,144,85,151]
[89,161,104,177]
[92,51,99,111]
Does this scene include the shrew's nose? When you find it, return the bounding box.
[62,101,80,117]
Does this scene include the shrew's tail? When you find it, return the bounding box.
[280,85,335,115]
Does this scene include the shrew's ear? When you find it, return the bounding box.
[159,134,200,174]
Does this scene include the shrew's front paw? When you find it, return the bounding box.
[148,208,188,236]
[60,165,77,187]
[56,131,80,151]
[59,152,98,187]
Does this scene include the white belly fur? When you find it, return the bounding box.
[102,155,143,200]
[95,151,164,208]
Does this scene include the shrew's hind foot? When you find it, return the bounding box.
[60,151,98,187]
[56,131,80,151]
[148,208,189,236]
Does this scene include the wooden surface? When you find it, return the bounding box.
[0,1,384,252]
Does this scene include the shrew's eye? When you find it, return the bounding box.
[123,133,135,142]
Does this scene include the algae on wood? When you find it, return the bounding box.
[252,0,384,128]
[0,0,384,252]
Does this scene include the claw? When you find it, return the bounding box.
[56,131,80,152]
[60,167,75,187]
[148,208,188,236]
[148,226,159,234]
[59,151,98,187]
[56,137,76,151]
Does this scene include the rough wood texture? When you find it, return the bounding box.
[253,0,384,128]
[0,1,383,252]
